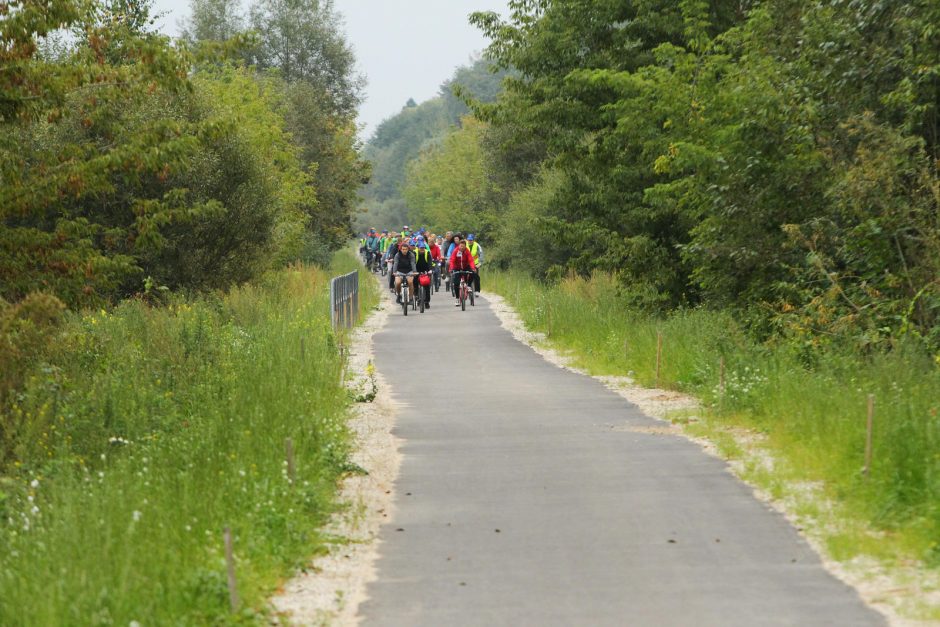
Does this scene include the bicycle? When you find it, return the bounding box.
[415,271,433,313]
[452,270,474,311]
[396,272,415,316]
[432,261,442,293]
[364,250,377,273]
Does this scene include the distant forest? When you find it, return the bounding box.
[355,58,508,232]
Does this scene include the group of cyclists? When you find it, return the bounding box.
[359,226,483,312]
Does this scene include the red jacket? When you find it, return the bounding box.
[429,243,442,261]
[448,248,477,272]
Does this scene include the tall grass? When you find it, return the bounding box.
[488,270,940,565]
[0,253,376,624]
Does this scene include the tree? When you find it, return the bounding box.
[0,0,208,307]
[463,0,940,346]
[282,79,368,248]
[404,117,489,233]
[247,0,362,116]
[180,0,244,43]
[357,59,509,231]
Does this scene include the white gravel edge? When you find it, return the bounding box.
[482,291,938,627]
[271,286,401,626]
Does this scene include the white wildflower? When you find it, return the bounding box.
[132,510,142,523]
[30,479,40,489]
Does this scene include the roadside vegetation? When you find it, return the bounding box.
[487,270,940,615]
[0,254,377,624]
[1,0,374,622]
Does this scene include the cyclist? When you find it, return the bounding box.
[466,234,483,293]
[413,241,435,308]
[448,239,477,305]
[384,235,402,291]
[429,236,443,290]
[446,233,462,260]
[392,241,417,304]
[365,229,381,269]
[440,232,454,288]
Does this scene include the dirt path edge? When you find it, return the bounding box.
[271,287,400,626]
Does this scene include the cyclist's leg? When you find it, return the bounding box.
[474,269,481,293]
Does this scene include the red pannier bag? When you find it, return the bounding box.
[418,274,431,287]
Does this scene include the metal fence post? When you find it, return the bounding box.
[330,272,359,330]
[329,270,360,331]
[352,272,359,325]
[329,277,336,329]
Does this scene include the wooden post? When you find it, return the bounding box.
[863,394,875,478]
[285,437,296,485]
[655,332,663,387]
[223,527,239,612]
[719,356,726,396]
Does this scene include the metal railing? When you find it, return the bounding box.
[329,270,359,329]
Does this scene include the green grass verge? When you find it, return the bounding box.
[0,252,377,625]
[487,270,940,573]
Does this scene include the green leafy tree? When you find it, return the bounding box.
[180,0,244,43]
[404,117,490,232]
[0,0,210,307]
[137,66,311,289]
[466,0,939,345]
[247,0,362,116]
[358,59,508,231]
[281,79,368,249]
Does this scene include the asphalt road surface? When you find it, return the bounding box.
[360,290,885,627]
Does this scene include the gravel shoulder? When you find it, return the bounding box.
[271,288,400,626]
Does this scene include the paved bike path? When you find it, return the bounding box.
[360,292,884,626]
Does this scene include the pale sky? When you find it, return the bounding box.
[151,0,507,139]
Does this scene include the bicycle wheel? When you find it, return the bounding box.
[402,287,408,316]
[419,286,425,313]
[470,288,475,307]
[460,282,466,311]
